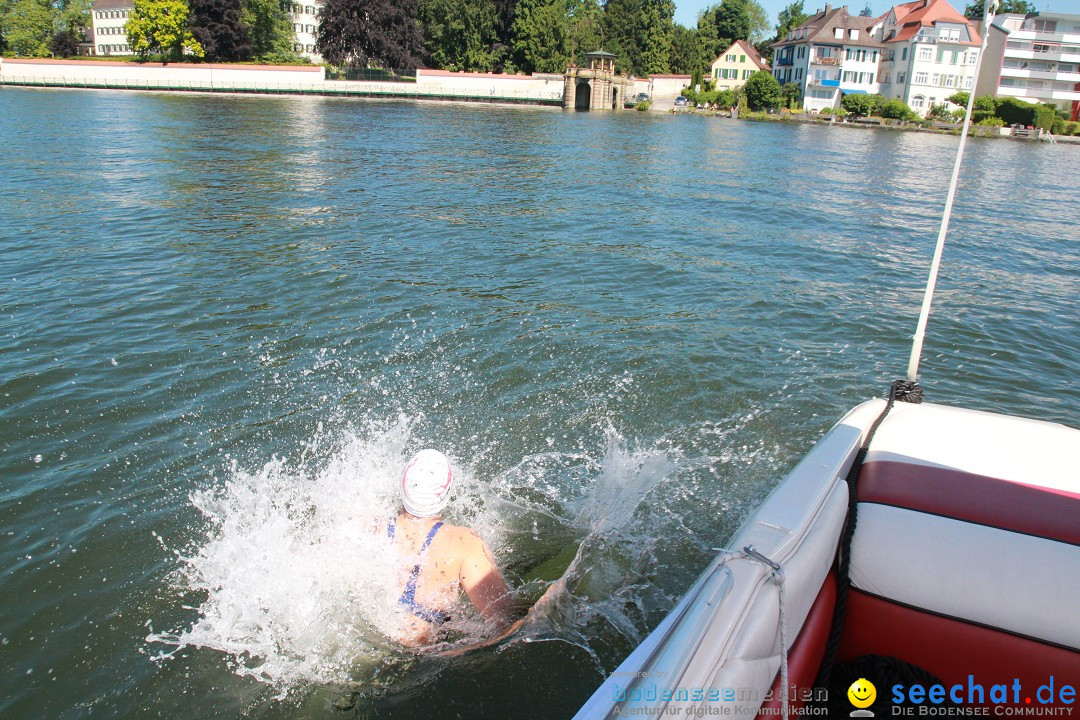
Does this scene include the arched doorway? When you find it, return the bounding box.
[612,87,619,109]
[575,82,591,110]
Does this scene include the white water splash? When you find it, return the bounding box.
[148,418,721,697]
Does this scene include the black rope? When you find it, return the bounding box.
[826,654,952,716]
[814,379,922,688]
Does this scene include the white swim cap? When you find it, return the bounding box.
[400,449,454,518]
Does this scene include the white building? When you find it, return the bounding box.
[90,0,134,56]
[976,11,1080,119]
[771,4,884,113]
[875,0,981,115]
[282,1,324,62]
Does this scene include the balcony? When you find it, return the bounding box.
[777,56,794,66]
[811,56,840,66]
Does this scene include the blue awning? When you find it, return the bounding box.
[842,88,868,94]
[820,79,839,87]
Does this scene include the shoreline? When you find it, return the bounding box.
[676,107,1079,143]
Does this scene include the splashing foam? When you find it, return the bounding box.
[149,418,715,697]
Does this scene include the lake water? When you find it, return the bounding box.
[1,87,1077,719]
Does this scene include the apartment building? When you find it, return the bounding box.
[976,11,1080,119]
[710,40,771,91]
[771,4,883,113]
[90,0,135,56]
[875,0,981,114]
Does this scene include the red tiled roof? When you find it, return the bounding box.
[885,0,981,44]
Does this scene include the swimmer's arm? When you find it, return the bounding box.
[458,531,514,626]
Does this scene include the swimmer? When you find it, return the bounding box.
[386,449,514,645]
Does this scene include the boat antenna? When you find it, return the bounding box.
[905,0,1001,385]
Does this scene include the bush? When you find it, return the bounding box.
[976,116,1006,127]
[974,95,997,112]
[743,70,782,111]
[716,89,737,108]
[995,96,1040,127]
[927,102,953,121]
[879,98,915,121]
[635,100,652,111]
[841,92,875,116]
[1052,116,1066,134]
[1066,122,1080,136]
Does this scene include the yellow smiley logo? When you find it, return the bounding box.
[848,678,877,709]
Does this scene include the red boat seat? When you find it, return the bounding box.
[840,459,1080,707]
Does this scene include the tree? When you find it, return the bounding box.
[3,0,53,56]
[602,0,644,75]
[639,0,675,74]
[189,0,251,61]
[317,0,425,68]
[511,0,570,73]
[244,0,296,61]
[858,2,872,16]
[780,80,800,108]
[773,0,807,42]
[742,67,780,109]
[964,0,1034,19]
[668,22,707,74]
[49,27,81,55]
[420,0,503,71]
[126,0,204,59]
[567,0,601,65]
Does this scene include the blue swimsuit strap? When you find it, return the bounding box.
[388,519,451,625]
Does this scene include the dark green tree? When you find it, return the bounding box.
[602,0,644,75]
[964,0,1034,18]
[317,0,425,68]
[668,21,707,74]
[639,0,674,74]
[742,67,780,109]
[511,0,570,73]
[189,0,252,61]
[420,0,503,71]
[859,2,872,16]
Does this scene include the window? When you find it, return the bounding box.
[967,51,977,64]
[740,55,746,62]
[834,27,843,39]
[305,4,314,12]
[914,71,928,84]
[912,95,925,109]
[846,48,853,60]
[902,47,908,60]
[918,46,932,61]
[931,73,939,85]
[850,29,859,40]
[727,53,736,62]
[946,74,957,87]
[962,76,972,89]
[897,71,906,83]
[796,68,802,79]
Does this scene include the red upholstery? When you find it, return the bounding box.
[839,589,1080,708]
[858,460,1080,545]
[758,571,837,717]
